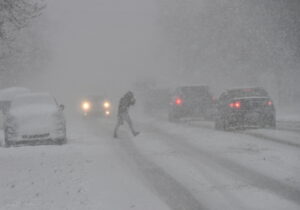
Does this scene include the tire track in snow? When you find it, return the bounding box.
[239,132,300,149]
[113,136,207,210]
[179,120,300,149]
[87,119,206,210]
[147,124,300,206]
[277,121,300,133]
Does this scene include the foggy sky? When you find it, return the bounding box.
[2,0,298,110]
[38,0,163,98]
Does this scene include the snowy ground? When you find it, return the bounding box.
[0,115,299,210]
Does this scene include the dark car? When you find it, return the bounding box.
[214,87,276,130]
[168,85,215,121]
[80,95,112,118]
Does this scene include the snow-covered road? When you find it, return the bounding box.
[0,117,299,210]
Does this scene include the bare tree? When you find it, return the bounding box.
[0,0,46,86]
[0,0,45,40]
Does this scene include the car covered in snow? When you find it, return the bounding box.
[168,85,215,121]
[80,95,112,118]
[0,87,30,114]
[214,87,276,130]
[4,92,66,146]
[0,87,30,129]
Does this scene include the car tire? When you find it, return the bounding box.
[168,112,179,122]
[215,117,227,131]
[214,119,222,130]
[56,137,66,145]
[58,126,67,145]
[269,115,276,129]
[4,129,11,147]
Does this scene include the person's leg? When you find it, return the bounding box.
[123,112,139,136]
[113,123,119,138]
[113,115,123,138]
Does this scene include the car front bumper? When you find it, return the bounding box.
[6,128,66,145]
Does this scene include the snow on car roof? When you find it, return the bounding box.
[224,87,269,98]
[175,84,209,89]
[231,96,270,100]
[13,92,53,100]
[225,87,266,92]
[11,92,55,106]
[0,87,30,101]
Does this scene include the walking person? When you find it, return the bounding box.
[114,91,139,138]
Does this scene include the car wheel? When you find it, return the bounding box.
[4,129,11,147]
[269,116,276,129]
[56,138,66,145]
[214,119,222,130]
[59,126,67,145]
[215,117,227,130]
[168,112,179,122]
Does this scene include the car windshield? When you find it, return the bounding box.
[87,96,104,103]
[11,94,56,109]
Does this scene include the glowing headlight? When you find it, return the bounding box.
[103,101,111,109]
[105,110,110,116]
[82,101,91,111]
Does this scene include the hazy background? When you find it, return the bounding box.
[1,0,299,114]
[35,0,163,98]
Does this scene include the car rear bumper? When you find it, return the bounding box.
[8,138,66,146]
[226,111,275,127]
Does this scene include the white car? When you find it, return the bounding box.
[0,87,30,113]
[0,87,30,129]
[4,93,66,146]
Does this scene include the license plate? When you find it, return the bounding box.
[245,111,260,122]
[22,133,50,139]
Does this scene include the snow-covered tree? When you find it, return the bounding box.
[0,0,46,86]
[0,0,45,40]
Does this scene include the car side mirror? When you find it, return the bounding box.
[59,104,65,111]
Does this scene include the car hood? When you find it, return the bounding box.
[9,105,59,118]
[7,105,63,134]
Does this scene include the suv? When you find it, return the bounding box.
[215,87,276,130]
[168,85,215,121]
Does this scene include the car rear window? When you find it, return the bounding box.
[228,88,269,98]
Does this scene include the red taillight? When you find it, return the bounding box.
[267,100,273,106]
[229,101,241,109]
[212,96,217,103]
[175,98,183,105]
